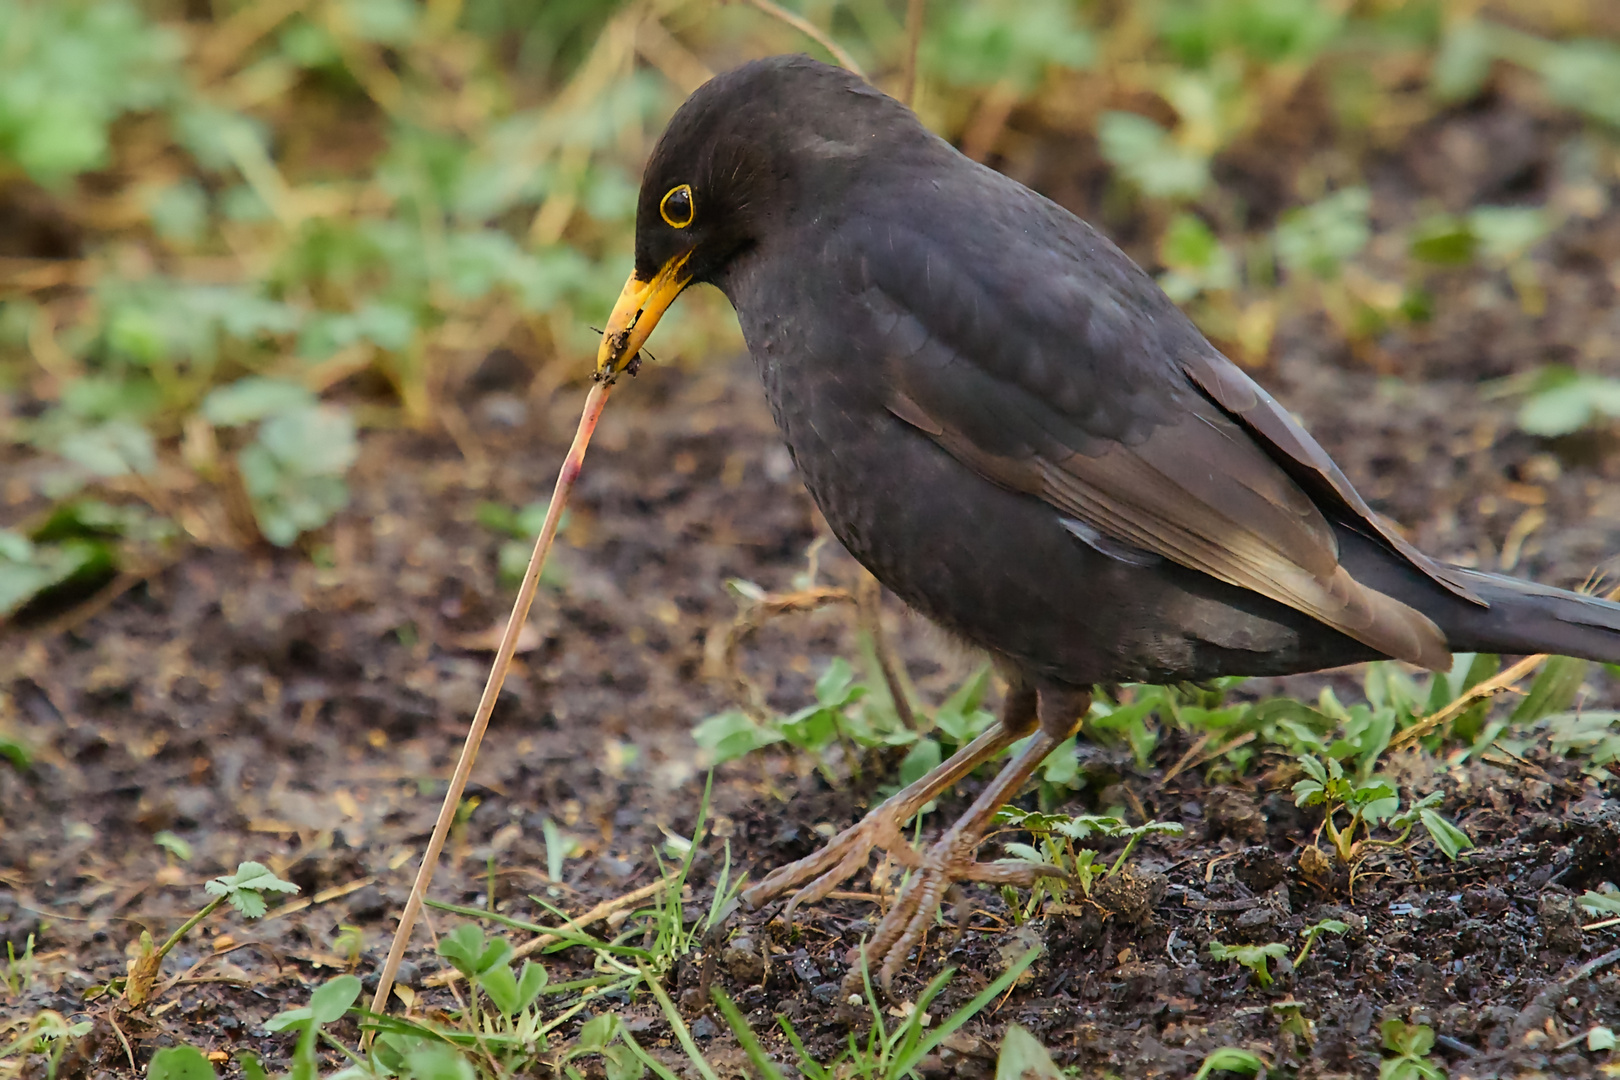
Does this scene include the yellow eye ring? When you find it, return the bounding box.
[660,184,695,228]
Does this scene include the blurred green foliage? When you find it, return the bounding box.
[0,0,1616,621]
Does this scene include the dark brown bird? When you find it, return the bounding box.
[595,55,1620,989]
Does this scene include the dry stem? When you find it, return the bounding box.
[367,380,614,1025]
[739,0,866,80]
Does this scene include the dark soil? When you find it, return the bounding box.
[4,88,1620,1080]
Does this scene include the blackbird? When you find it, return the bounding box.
[594,55,1620,988]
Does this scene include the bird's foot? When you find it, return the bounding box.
[841,826,1061,997]
[740,723,1019,921]
[739,800,925,923]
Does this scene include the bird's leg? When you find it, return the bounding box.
[741,683,1037,922]
[847,685,1092,996]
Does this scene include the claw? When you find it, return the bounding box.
[838,726,1072,997]
[741,723,1018,914]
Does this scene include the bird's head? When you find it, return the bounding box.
[594,54,922,380]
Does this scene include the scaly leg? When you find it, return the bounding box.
[741,683,1037,922]
[846,685,1092,995]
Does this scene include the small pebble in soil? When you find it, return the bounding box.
[361,960,419,991]
[1538,890,1583,952]
[811,982,840,1004]
[1235,907,1276,936]
[1232,846,1287,894]
[723,936,765,984]
[346,885,388,923]
[1463,885,1509,916]
[788,948,820,984]
[690,1016,718,1040]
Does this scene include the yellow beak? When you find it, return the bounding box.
[594,253,692,380]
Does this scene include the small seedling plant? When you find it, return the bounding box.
[992,807,1184,921]
[1208,917,1348,990]
[1193,1047,1266,1079]
[108,860,300,1008]
[0,1008,91,1080]
[1380,1020,1445,1080]
[710,947,1044,1080]
[1207,941,1290,988]
[1292,755,1472,873]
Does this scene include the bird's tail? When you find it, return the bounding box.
[1430,567,1620,663]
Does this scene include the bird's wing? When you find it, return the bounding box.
[1176,351,1484,604]
[859,208,1455,669]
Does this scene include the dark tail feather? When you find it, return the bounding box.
[1432,567,1620,663]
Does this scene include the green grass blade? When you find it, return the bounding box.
[888,946,1041,1080]
[780,1017,833,1080]
[620,1028,685,1080]
[424,899,654,958]
[711,986,785,1080]
[638,962,721,1080]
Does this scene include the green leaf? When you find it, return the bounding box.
[1159,212,1236,300]
[476,963,521,1016]
[12,97,108,184]
[202,378,318,426]
[1518,379,1595,436]
[400,1043,477,1080]
[898,737,943,787]
[55,420,157,477]
[1418,809,1473,860]
[1409,214,1475,265]
[1193,1047,1264,1079]
[603,1043,647,1080]
[934,664,994,742]
[1536,38,1620,128]
[1578,889,1620,917]
[780,705,839,750]
[1052,814,1126,840]
[1432,20,1496,102]
[309,974,362,1025]
[0,533,114,618]
[814,657,857,706]
[1469,206,1551,263]
[154,831,193,861]
[1512,656,1588,723]
[996,1025,1064,1080]
[257,406,359,477]
[205,861,300,918]
[147,1046,218,1080]
[264,1005,314,1033]
[0,733,31,771]
[542,817,573,882]
[1382,1019,1436,1057]
[1298,754,1329,784]
[1303,918,1349,937]
[238,405,358,545]
[438,923,514,978]
[337,0,419,44]
[692,710,784,762]
[577,1012,622,1051]
[1098,112,1210,200]
[925,0,1093,92]
[1275,188,1370,280]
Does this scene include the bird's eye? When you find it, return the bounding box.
[660,184,695,229]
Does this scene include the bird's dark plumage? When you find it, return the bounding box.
[595,54,1620,987]
[612,54,1620,684]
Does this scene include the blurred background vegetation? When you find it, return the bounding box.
[1,0,1618,620]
